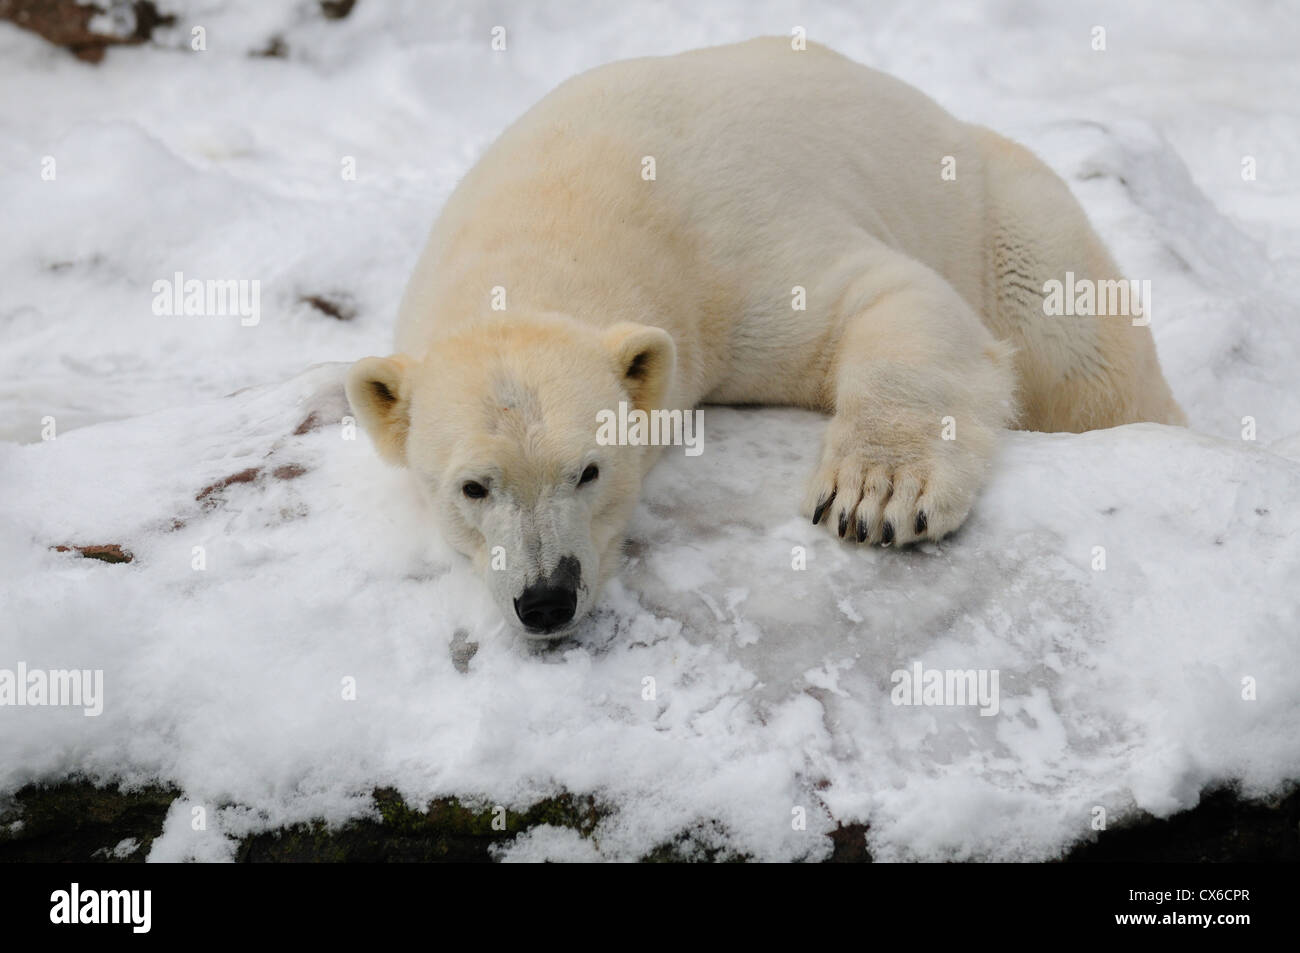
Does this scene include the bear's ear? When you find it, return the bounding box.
[345,355,414,466]
[602,322,676,412]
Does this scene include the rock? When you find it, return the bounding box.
[0,0,174,63]
[2,779,1294,862]
[52,543,133,563]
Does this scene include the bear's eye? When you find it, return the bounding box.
[462,481,488,500]
[579,464,599,485]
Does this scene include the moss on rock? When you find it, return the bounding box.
[2,778,1295,862]
[0,779,177,862]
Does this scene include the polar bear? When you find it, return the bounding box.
[346,38,1185,636]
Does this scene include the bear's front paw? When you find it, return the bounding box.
[801,422,991,547]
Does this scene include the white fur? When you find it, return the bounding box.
[348,38,1184,634]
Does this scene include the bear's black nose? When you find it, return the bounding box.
[514,556,582,633]
[514,584,577,633]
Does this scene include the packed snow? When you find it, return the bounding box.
[1,0,1298,861]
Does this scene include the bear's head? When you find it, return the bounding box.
[346,314,675,637]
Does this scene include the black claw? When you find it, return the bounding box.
[915,512,928,535]
[812,490,836,525]
[881,522,895,546]
[856,519,868,543]
[838,511,849,537]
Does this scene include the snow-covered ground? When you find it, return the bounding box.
[2,0,1298,861]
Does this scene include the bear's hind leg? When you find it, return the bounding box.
[976,126,1187,431]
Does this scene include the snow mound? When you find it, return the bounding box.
[1,365,1297,861]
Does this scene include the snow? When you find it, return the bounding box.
[2,0,1299,862]
[93,836,141,860]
